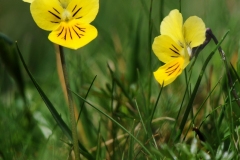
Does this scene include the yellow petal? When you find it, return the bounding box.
[153,57,185,87]
[152,35,184,64]
[67,0,99,24]
[160,9,184,45]
[30,0,63,31]
[183,16,206,48]
[23,0,34,3]
[48,20,97,50]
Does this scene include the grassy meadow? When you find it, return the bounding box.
[1,0,240,159]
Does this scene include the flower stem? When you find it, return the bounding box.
[59,45,80,160]
[206,29,240,107]
[193,28,240,107]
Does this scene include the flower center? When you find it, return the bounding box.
[61,10,71,21]
[187,46,192,56]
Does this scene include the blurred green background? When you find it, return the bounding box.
[1,0,240,159]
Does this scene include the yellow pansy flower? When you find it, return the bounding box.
[152,9,206,87]
[25,0,99,50]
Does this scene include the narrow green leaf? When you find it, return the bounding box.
[190,138,198,155]
[176,143,191,156]
[201,141,214,157]
[16,42,72,141]
[150,83,163,123]
[71,90,153,157]
[0,33,25,99]
[217,99,228,129]
[176,31,229,142]
[127,120,135,160]
[96,122,101,160]
[77,75,97,122]
[223,151,235,160]
[135,99,148,135]
[198,150,211,160]
[216,143,224,159]
[16,43,94,160]
[237,40,240,75]
[230,63,240,87]
[161,144,177,159]
[182,77,222,141]
[107,64,136,109]
[137,69,147,114]
[170,74,191,143]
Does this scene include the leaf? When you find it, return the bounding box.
[160,144,177,159]
[198,150,211,160]
[222,151,235,160]
[71,90,153,157]
[0,33,25,99]
[215,143,224,159]
[190,138,198,155]
[176,31,229,142]
[127,120,136,160]
[237,41,240,74]
[16,43,94,160]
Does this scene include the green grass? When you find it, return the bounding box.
[1,0,240,159]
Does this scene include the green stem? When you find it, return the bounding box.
[148,0,153,110]
[71,91,153,157]
[59,46,80,160]
[175,30,229,142]
[208,30,240,107]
